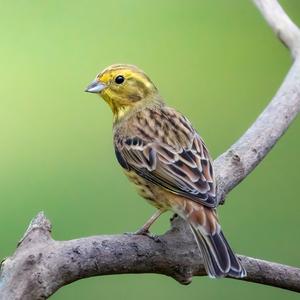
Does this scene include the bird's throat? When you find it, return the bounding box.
[102,97,131,123]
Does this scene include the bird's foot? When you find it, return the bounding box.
[134,227,150,236]
[170,213,178,222]
[124,229,161,242]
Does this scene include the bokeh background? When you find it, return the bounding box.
[1,0,300,299]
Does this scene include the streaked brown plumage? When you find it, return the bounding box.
[85,64,246,278]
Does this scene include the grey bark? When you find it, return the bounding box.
[216,0,300,204]
[1,0,300,299]
[1,213,300,300]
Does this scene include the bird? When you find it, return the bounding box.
[85,64,246,278]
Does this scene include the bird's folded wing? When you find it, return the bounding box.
[115,134,217,208]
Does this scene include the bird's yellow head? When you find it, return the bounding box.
[85,64,160,121]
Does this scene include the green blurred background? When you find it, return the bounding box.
[0,0,300,299]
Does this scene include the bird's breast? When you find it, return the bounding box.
[123,170,172,210]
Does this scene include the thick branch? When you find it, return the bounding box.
[215,58,300,203]
[1,0,300,299]
[215,0,300,203]
[1,213,300,300]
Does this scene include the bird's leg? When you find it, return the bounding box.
[134,209,165,236]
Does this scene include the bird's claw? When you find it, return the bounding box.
[170,213,178,222]
[134,228,150,236]
[124,229,161,242]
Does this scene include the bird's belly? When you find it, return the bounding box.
[124,170,171,210]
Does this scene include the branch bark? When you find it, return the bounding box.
[1,213,300,300]
[216,0,300,203]
[1,0,300,299]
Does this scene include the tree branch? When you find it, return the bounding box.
[253,0,300,59]
[1,0,300,299]
[1,213,300,300]
[216,0,300,203]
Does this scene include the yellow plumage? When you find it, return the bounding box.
[85,64,246,278]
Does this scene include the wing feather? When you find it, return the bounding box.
[115,132,217,208]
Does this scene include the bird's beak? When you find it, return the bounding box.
[85,80,106,93]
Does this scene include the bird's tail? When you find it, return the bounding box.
[189,223,246,278]
[172,199,246,278]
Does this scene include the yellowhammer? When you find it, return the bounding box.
[85,64,246,278]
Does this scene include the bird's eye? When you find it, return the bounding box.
[115,75,125,84]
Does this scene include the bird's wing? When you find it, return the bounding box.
[115,126,217,208]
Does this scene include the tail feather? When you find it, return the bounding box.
[190,224,246,278]
[171,198,246,278]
